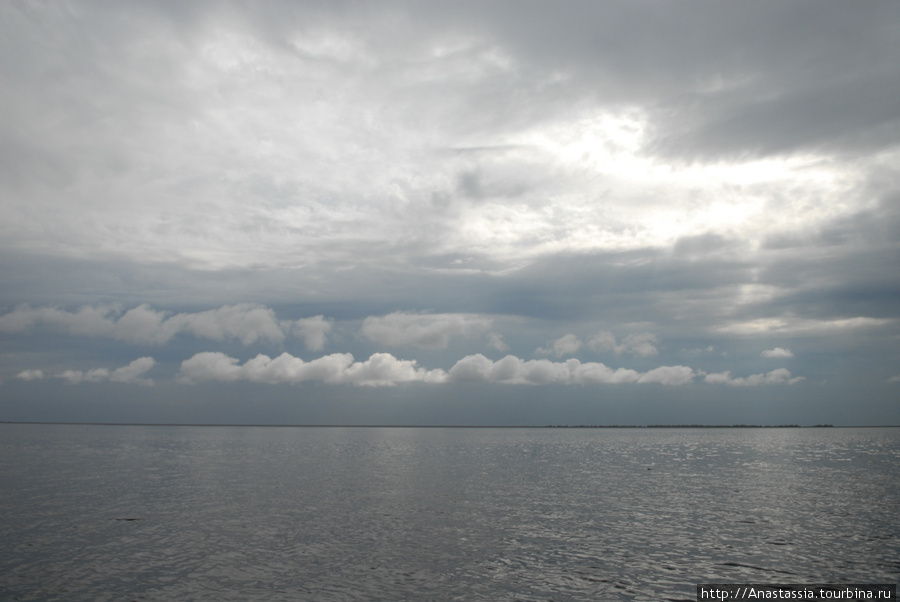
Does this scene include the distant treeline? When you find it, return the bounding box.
[544,424,834,428]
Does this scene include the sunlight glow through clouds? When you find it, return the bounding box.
[2,1,899,425]
[0,17,870,272]
[513,110,865,252]
[717,317,894,335]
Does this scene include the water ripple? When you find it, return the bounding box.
[1,425,898,600]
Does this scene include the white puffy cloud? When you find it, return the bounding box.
[342,353,448,387]
[177,352,245,383]
[704,368,804,387]
[573,362,642,385]
[637,365,696,386]
[0,304,328,347]
[360,312,492,349]
[448,354,692,386]
[59,369,109,385]
[16,369,44,381]
[57,357,155,386]
[588,331,659,356]
[761,347,794,358]
[179,351,696,388]
[179,351,447,387]
[109,357,157,384]
[535,334,582,357]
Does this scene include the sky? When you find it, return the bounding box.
[2,0,899,426]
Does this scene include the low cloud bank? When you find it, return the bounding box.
[58,357,155,385]
[0,304,331,348]
[704,368,804,387]
[17,353,804,389]
[179,352,448,387]
[761,347,794,358]
[449,354,695,386]
[179,351,697,387]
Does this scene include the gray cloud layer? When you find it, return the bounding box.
[1,1,898,424]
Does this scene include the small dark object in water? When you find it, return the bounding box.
[115,518,141,521]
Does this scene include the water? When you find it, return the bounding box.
[1,424,898,601]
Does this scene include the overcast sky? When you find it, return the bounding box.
[2,1,899,425]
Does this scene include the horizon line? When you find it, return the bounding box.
[2,421,897,429]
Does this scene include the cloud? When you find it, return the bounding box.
[761,347,794,358]
[704,368,804,387]
[57,357,155,386]
[717,317,893,335]
[286,315,332,351]
[535,334,582,357]
[5,1,892,278]
[0,304,327,346]
[16,369,44,381]
[487,333,509,352]
[360,312,492,349]
[680,346,717,356]
[588,331,659,356]
[0,2,898,426]
[620,333,660,357]
[179,351,447,387]
[887,376,900,384]
[179,351,697,388]
[0,305,121,338]
[163,305,287,345]
[636,366,696,386]
[448,354,693,386]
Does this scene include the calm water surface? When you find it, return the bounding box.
[1,424,898,601]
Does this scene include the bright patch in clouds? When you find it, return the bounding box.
[0,6,870,271]
[718,317,893,335]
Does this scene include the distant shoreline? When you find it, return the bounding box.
[2,421,897,428]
